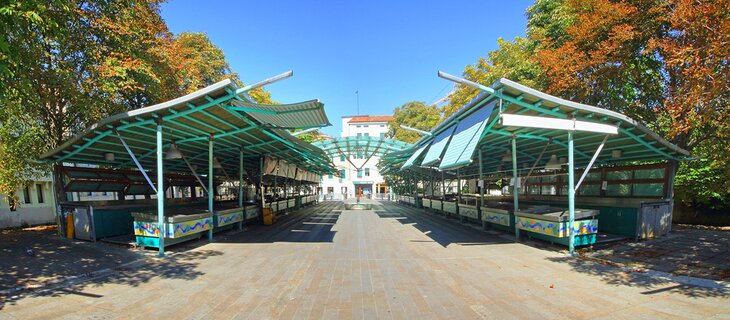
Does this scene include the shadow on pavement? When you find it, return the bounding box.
[0,249,222,310]
[374,202,512,248]
[544,255,728,298]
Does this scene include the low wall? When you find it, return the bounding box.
[0,207,55,229]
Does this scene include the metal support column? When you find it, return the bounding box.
[441,171,445,214]
[208,137,214,241]
[457,169,462,222]
[512,136,520,239]
[479,149,485,229]
[568,131,576,255]
[155,121,165,257]
[238,147,244,231]
[259,156,265,214]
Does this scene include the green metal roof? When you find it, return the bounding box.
[312,136,412,159]
[421,125,456,166]
[438,100,496,170]
[228,99,330,129]
[380,77,690,178]
[40,79,335,178]
[401,144,428,169]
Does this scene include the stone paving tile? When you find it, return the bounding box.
[1,201,728,319]
[586,225,730,281]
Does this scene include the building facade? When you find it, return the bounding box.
[0,176,56,229]
[321,115,392,200]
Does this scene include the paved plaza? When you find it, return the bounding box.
[1,201,728,319]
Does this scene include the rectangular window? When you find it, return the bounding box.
[357,169,363,178]
[364,125,369,127]
[364,168,370,176]
[328,173,333,179]
[380,124,385,127]
[357,133,362,137]
[364,133,369,137]
[380,133,385,138]
[340,169,346,179]
[356,125,361,128]
[340,155,345,162]
[36,184,44,203]
[23,186,31,204]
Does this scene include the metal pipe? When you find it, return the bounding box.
[568,131,576,255]
[238,147,244,231]
[236,70,294,94]
[437,71,495,94]
[512,136,520,240]
[208,137,214,241]
[116,130,157,193]
[155,122,165,256]
[575,135,608,191]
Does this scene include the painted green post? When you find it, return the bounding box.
[512,136,520,239]
[156,121,165,257]
[441,171,445,214]
[259,156,265,212]
[479,149,485,228]
[457,169,462,221]
[208,137,213,241]
[238,147,244,231]
[568,131,576,255]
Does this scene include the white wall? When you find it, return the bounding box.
[0,180,56,229]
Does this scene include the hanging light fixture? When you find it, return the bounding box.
[544,154,561,170]
[612,149,623,159]
[501,150,512,162]
[166,142,183,160]
[213,157,223,169]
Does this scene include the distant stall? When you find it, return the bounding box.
[379,72,690,254]
[41,72,335,256]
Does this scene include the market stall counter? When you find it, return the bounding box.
[515,206,599,246]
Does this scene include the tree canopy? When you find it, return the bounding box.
[387,101,442,144]
[0,0,273,199]
[402,0,729,211]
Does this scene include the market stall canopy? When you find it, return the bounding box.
[382,77,690,178]
[312,136,412,159]
[40,78,335,177]
[229,99,330,129]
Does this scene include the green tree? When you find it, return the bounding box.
[444,37,545,118]
[388,102,441,143]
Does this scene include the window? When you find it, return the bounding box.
[356,125,361,128]
[36,184,44,203]
[364,125,369,127]
[23,186,31,204]
[340,155,345,162]
[340,169,346,179]
[364,133,369,137]
[357,169,363,178]
[380,124,385,127]
[357,133,362,137]
[328,173,333,179]
[380,133,385,138]
[364,168,370,176]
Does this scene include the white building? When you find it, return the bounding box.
[0,176,56,229]
[321,115,393,199]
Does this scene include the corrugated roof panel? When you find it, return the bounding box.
[439,100,496,170]
[230,99,330,129]
[401,144,428,170]
[420,125,456,166]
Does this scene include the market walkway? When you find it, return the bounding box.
[2,201,728,319]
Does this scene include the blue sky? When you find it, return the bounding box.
[160,0,535,136]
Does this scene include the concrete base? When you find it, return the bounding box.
[345,203,372,210]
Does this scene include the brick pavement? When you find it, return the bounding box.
[1,201,728,319]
